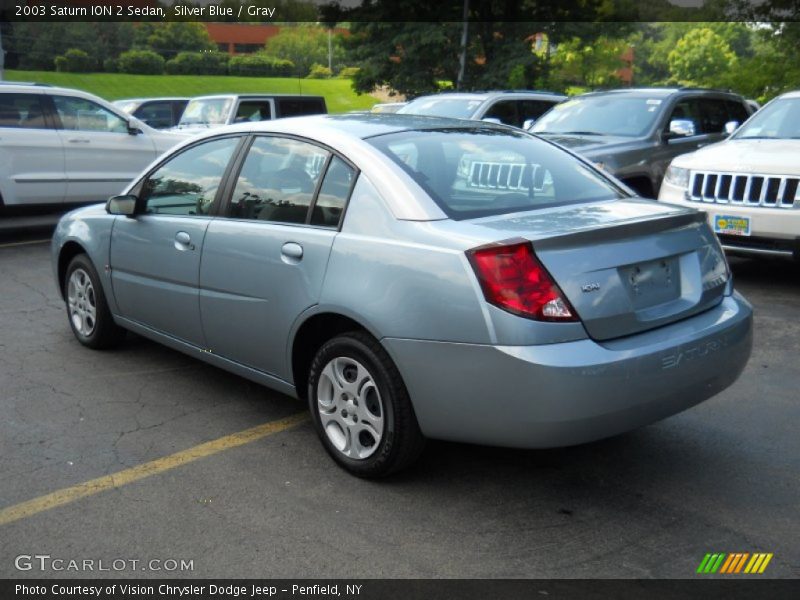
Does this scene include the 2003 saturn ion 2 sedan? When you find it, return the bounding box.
[52,114,753,477]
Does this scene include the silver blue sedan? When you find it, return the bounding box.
[52,115,753,477]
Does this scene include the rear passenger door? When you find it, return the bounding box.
[199,135,357,380]
[0,92,66,207]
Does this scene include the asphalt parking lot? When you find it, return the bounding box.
[0,228,798,579]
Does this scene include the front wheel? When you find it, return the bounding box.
[307,332,425,477]
[64,254,125,349]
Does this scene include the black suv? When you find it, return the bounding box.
[530,87,753,198]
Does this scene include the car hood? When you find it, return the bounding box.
[673,139,800,175]
[535,133,634,156]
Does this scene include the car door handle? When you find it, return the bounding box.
[67,138,91,144]
[174,231,195,251]
[281,242,303,261]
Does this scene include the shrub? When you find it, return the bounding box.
[337,66,360,79]
[228,54,294,77]
[165,51,229,75]
[117,49,165,75]
[54,48,94,73]
[103,57,119,73]
[306,63,332,79]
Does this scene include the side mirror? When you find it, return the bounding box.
[126,118,143,135]
[724,120,740,135]
[106,194,138,217]
[522,118,536,130]
[667,119,696,139]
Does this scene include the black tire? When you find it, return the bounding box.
[307,331,425,478]
[63,254,125,349]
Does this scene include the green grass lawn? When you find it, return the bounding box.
[6,70,377,114]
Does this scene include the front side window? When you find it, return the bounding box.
[52,96,128,133]
[667,99,703,134]
[141,137,240,216]
[483,101,519,127]
[0,93,48,129]
[699,98,729,134]
[228,136,329,224]
[235,100,272,123]
[368,128,624,220]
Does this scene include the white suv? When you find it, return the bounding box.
[659,90,800,260]
[0,83,189,212]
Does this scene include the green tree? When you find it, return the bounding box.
[265,26,345,77]
[134,22,214,61]
[549,36,628,89]
[668,28,738,87]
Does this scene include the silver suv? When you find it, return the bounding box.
[397,91,566,129]
[530,88,753,198]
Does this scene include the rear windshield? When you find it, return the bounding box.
[398,97,484,119]
[367,129,624,220]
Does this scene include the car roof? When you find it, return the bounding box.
[189,94,325,101]
[114,97,189,103]
[577,87,744,99]
[777,90,800,100]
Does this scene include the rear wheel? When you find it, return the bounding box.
[307,331,425,477]
[64,254,125,349]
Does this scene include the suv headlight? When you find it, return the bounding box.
[664,165,690,189]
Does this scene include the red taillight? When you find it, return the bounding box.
[467,241,578,322]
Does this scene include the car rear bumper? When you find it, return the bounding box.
[383,292,752,448]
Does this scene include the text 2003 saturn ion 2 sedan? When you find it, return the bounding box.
[52,114,753,477]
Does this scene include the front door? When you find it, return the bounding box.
[50,93,158,204]
[109,136,242,346]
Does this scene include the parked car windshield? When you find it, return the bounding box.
[368,128,624,220]
[732,97,800,139]
[113,100,138,114]
[532,95,663,137]
[397,97,484,119]
[178,98,233,126]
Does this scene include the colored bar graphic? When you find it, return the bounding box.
[699,552,773,574]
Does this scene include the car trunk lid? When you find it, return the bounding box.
[466,200,730,340]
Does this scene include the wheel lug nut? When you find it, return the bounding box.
[341,409,347,417]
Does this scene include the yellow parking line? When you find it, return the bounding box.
[0,239,51,248]
[0,412,308,527]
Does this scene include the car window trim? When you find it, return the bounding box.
[218,132,360,232]
[130,133,249,218]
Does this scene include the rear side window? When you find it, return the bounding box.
[276,98,326,118]
[0,93,48,129]
[228,136,329,223]
[141,137,239,216]
[311,156,356,228]
[368,128,624,220]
